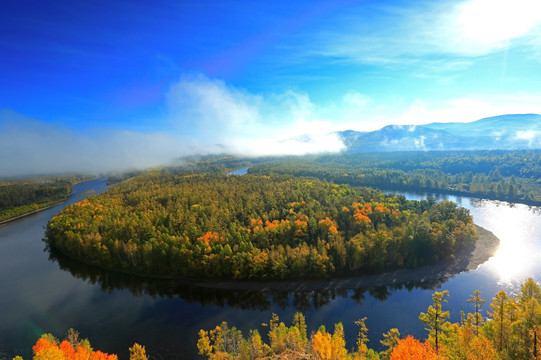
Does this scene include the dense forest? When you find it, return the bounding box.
[197,278,541,360]
[11,329,147,360]
[46,171,477,280]
[0,175,92,222]
[246,150,541,205]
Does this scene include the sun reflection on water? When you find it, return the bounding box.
[381,190,541,289]
[470,199,541,286]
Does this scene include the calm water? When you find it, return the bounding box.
[0,179,540,359]
[227,167,249,175]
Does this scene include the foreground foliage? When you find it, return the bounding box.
[11,328,147,360]
[46,172,477,280]
[197,278,541,359]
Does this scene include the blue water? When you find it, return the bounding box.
[0,179,539,359]
[227,167,249,175]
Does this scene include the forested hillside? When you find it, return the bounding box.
[45,171,477,280]
[0,175,92,222]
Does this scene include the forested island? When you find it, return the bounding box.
[46,171,478,280]
[0,175,93,223]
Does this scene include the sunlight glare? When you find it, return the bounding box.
[479,201,541,285]
[458,0,541,44]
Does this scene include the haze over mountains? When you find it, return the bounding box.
[335,114,541,152]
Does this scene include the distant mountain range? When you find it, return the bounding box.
[335,114,541,152]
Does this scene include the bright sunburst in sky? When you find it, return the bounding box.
[458,0,541,44]
[1,0,541,175]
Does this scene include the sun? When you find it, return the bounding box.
[458,0,541,45]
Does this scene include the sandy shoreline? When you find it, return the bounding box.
[191,225,499,291]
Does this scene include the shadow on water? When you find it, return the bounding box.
[47,246,449,312]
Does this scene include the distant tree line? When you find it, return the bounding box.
[246,150,541,205]
[0,175,92,222]
[46,171,477,280]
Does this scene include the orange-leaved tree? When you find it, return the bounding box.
[31,334,118,360]
[390,336,437,360]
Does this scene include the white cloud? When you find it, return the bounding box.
[165,74,346,155]
[515,130,540,148]
[3,72,541,177]
[166,77,541,139]
[414,136,427,150]
[0,111,191,177]
[360,93,541,129]
[516,130,536,140]
[0,76,350,177]
[167,74,262,140]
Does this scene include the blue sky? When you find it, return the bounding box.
[1,0,541,175]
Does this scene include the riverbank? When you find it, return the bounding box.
[48,223,499,292]
[0,201,66,226]
[375,185,541,208]
[0,176,100,226]
[192,225,499,291]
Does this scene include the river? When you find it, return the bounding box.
[0,178,539,359]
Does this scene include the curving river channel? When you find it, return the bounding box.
[0,178,540,359]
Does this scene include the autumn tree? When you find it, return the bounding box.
[390,336,437,360]
[31,332,118,360]
[311,326,333,360]
[510,278,541,359]
[129,343,148,360]
[247,330,269,359]
[380,328,400,360]
[419,290,450,354]
[66,328,79,348]
[486,290,510,352]
[355,317,369,357]
[467,335,500,360]
[311,323,348,360]
[293,312,308,349]
[467,289,485,333]
[197,329,213,357]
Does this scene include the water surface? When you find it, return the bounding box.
[0,180,539,359]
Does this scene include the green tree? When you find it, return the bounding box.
[380,328,400,360]
[355,316,369,356]
[419,290,451,354]
[292,312,308,349]
[486,290,510,352]
[467,290,485,333]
